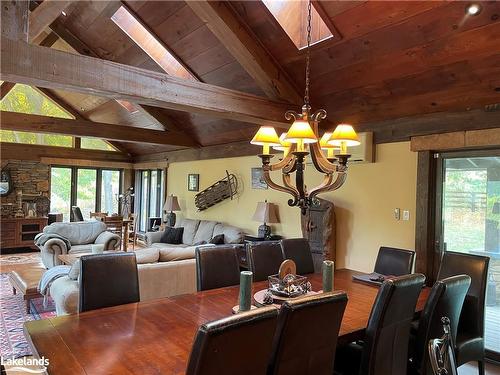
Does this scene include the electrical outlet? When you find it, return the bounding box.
[394,208,400,220]
[403,210,410,221]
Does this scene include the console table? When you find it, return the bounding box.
[0,217,47,249]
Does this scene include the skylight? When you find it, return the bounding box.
[261,0,333,50]
[111,6,196,80]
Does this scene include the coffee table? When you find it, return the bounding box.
[58,251,122,266]
[9,263,46,313]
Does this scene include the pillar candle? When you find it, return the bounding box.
[238,271,253,312]
[322,260,334,292]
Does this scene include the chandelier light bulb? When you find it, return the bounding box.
[328,124,360,155]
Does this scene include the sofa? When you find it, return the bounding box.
[37,221,121,269]
[49,219,245,315]
[144,218,245,261]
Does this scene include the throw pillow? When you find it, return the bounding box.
[209,234,225,245]
[160,227,184,244]
[68,260,80,280]
[134,247,160,264]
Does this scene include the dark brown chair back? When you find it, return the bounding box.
[79,252,140,312]
[413,275,471,375]
[361,273,426,375]
[186,306,279,375]
[247,241,284,281]
[374,246,415,276]
[268,292,348,375]
[437,251,489,347]
[195,245,240,291]
[280,238,314,275]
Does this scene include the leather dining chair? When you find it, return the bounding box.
[247,241,284,281]
[79,252,140,312]
[373,246,415,276]
[437,251,490,375]
[186,306,279,375]
[280,238,315,274]
[268,292,348,375]
[409,275,471,375]
[195,245,240,291]
[71,206,84,222]
[335,273,426,375]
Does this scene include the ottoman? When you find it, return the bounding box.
[9,264,46,313]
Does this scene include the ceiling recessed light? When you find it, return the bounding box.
[466,3,481,16]
[61,10,67,16]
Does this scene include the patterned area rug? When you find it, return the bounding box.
[0,252,41,265]
[0,273,56,359]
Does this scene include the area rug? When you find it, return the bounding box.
[0,252,41,266]
[0,273,56,359]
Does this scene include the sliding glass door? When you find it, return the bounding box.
[135,169,164,233]
[435,150,500,358]
[50,166,123,221]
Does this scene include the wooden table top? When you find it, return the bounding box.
[58,251,123,265]
[24,269,429,375]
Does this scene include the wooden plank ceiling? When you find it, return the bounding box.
[4,0,500,157]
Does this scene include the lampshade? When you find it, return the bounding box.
[250,126,281,146]
[273,132,292,151]
[327,124,360,147]
[319,132,339,150]
[252,201,279,223]
[163,194,181,212]
[284,119,318,144]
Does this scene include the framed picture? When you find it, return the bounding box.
[188,174,199,192]
[251,167,268,189]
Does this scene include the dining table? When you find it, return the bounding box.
[24,269,430,374]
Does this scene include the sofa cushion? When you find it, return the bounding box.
[43,221,106,245]
[134,248,160,264]
[68,244,93,254]
[213,224,244,244]
[158,246,198,262]
[176,219,200,245]
[193,220,218,244]
[160,227,184,244]
[150,243,189,250]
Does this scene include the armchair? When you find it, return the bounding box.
[37,221,121,268]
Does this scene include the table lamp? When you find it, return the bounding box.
[163,195,181,227]
[252,200,279,239]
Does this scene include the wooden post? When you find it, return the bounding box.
[1,0,28,42]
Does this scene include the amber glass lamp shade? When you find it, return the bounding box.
[273,133,292,154]
[284,119,317,152]
[319,132,339,158]
[251,126,281,155]
[328,124,360,154]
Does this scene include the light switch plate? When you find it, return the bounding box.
[394,208,400,220]
[403,210,410,221]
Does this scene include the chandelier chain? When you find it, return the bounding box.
[304,0,312,106]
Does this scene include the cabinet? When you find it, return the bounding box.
[1,218,47,249]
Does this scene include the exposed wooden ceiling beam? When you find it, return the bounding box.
[28,0,74,42]
[0,82,16,100]
[1,0,28,41]
[0,38,291,128]
[187,0,301,104]
[1,111,198,147]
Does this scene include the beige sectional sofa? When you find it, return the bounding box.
[49,218,244,315]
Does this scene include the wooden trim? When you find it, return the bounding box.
[0,38,291,128]
[0,111,197,147]
[133,161,169,170]
[40,157,133,169]
[0,142,131,162]
[133,141,274,164]
[0,82,16,100]
[188,1,301,104]
[414,151,437,285]
[28,0,74,42]
[410,127,500,151]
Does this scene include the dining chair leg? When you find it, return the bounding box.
[478,360,485,375]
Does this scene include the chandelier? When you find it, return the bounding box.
[250,0,360,215]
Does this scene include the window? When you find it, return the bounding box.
[80,138,118,151]
[49,166,123,221]
[111,6,196,80]
[261,0,334,50]
[135,169,164,233]
[1,83,75,147]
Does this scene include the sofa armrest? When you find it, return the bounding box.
[94,231,121,250]
[145,231,163,246]
[40,238,69,268]
[50,276,79,315]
